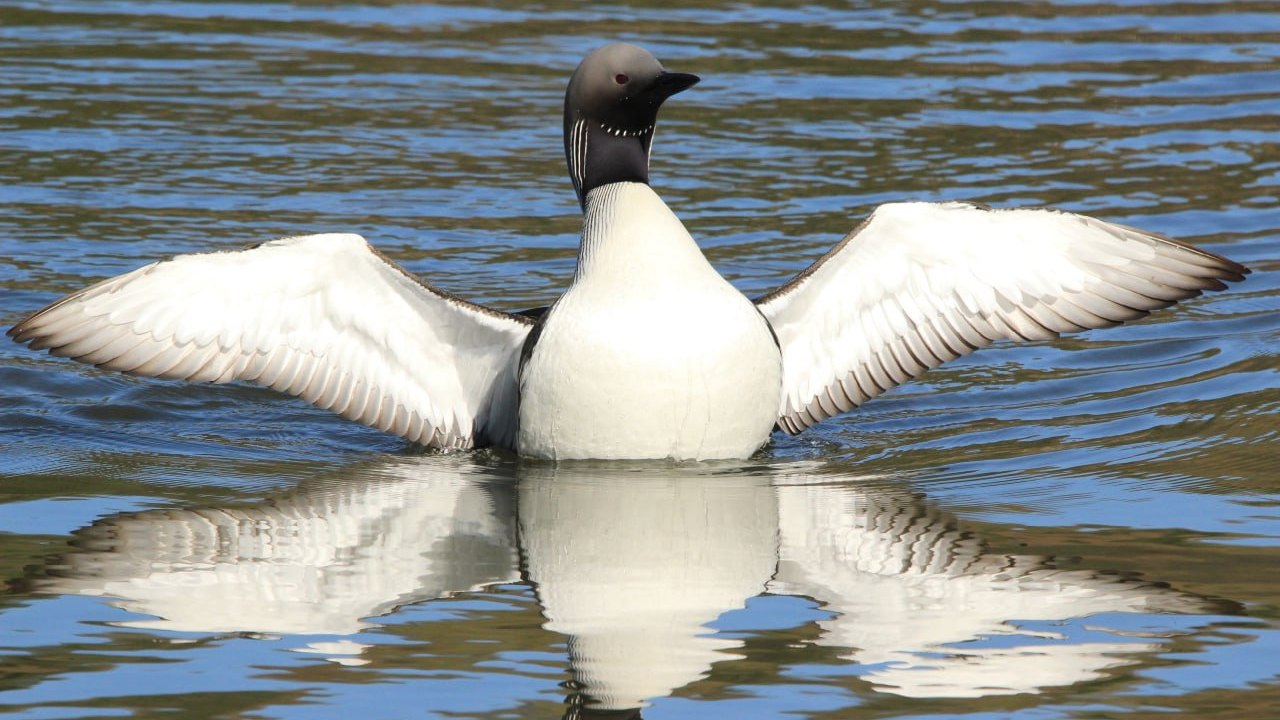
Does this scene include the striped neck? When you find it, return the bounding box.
[574,182,709,286]
[564,114,653,210]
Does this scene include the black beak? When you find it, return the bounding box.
[652,71,700,100]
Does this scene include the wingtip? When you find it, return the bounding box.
[1181,236,1250,284]
[1208,258,1249,284]
[1210,250,1250,283]
[7,316,38,344]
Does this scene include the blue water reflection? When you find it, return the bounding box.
[11,456,1251,715]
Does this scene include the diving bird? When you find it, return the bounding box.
[8,43,1248,460]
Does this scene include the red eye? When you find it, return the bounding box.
[614,73,629,85]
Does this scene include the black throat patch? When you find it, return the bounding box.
[565,115,654,208]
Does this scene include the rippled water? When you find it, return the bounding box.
[2,1,1278,718]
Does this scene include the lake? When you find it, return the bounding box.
[1,1,1277,718]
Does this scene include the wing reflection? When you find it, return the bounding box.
[38,456,518,637]
[28,457,1234,710]
[770,473,1235,698]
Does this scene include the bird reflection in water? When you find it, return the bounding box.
[26,457,1237,715]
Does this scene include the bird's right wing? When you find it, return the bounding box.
[9,233,534,449]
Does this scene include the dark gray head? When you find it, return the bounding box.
[564,43,699,208]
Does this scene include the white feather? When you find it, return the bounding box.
[758,202,1247,432]
[9,233,533,449]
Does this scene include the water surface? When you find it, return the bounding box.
[1,1,1278,718]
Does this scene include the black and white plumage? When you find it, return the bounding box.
[8,43,1248,460]
[757,201,1247,433]
[11,234,532,449]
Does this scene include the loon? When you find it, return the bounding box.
[8,43,1248,460]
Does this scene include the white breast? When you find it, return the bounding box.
[517,183,782,460]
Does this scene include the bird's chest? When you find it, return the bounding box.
[516,280,782,460]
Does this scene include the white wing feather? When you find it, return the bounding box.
[9,234,533,449]
[758,202,1248,433]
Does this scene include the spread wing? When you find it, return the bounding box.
[756,202,1249,434]
[8,233,534,449]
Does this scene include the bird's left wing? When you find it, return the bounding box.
[9,233,534,448]
[756,202,1248,434]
